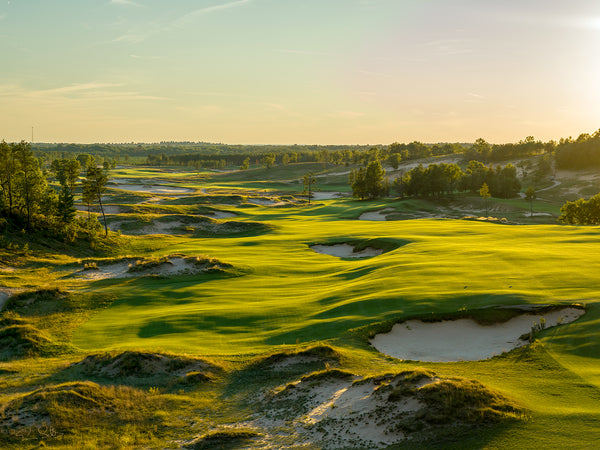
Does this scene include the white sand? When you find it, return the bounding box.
[112,184,193,194]
[247,373,434,448]
[75,257,200,280]
[370,307,585,362]
[311,244,383,258]
[310,191,346,200]
[204,211,236,219]
[523,212,552,217]
[247,198,284,206]
[359,208,395,221]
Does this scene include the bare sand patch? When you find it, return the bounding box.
[245,367,515,449]
[370,307,585,362]
[247,197,285,206]
[311,244,383,258]
[204,211,237,219]
[113,184,194,194]
[524,212,552,217]
[310,191,346,200]
[0,288,16,310]
[73,256,229,281]
[359,207,395,221]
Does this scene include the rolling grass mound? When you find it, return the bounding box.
[3,288,69,316]
[0,381,161,443]
[69,350,224,382]
[192,217,274,237]
[0,324,66,360]
[416,377,523,424]
[0,311,29,327]
[164,194,246,206]
[248,345,341,372]
[185,429,262,449]
[311,237,409,256]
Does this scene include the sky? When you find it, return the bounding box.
[1,0,599,144]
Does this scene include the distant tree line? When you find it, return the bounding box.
[395,161,521,199]
[463,136,552,163]
[554,130,600,170]
[147,141,466,170]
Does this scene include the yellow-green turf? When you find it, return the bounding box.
[12,164,600,448]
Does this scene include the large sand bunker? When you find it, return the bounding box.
[370,307,585,362]
[359,208,395,221]
[112,183,193,194]
[311,244,383,258]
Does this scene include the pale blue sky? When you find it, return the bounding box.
[1,0,599,144]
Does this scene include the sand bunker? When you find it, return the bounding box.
[359,208,395,221]
[204,211,237,219]
[311,244,383,258]
[113,184,193,194]
[73,256,230,281]
[310,191,346,200]
[524,212,552,217]
[247,368,519,448]
[370,307,585,362]
[247,197,285,206]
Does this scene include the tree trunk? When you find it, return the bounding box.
[97,190,108,236]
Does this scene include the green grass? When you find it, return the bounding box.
[2,164,600,448]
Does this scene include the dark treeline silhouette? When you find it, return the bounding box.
[32,141,468,170]
[463,136,552,163]
[555,130,600,170]
[395,161,521,199]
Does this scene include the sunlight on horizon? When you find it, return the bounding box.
[0,1,599,144]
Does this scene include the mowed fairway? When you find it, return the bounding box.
[73,207,600,364]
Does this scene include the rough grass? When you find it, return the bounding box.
[0,381,164,446]
[185,429,262,449]
[417,377,523,424]
[246,344,341,371]
[0,323,68,360]
[67,350,224,385]
[3,288,70,316]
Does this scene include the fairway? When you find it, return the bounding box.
[73,216,600,359]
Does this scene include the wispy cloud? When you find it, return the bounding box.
[113,1,253,43]
[329,110,366,119]
[2,82,168,103]
[110,0,142,7]
[277,49,334,56]
[421,39,473,56]
[465,92,485,103]
[37,82,123,95]
[174,0,252,26]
